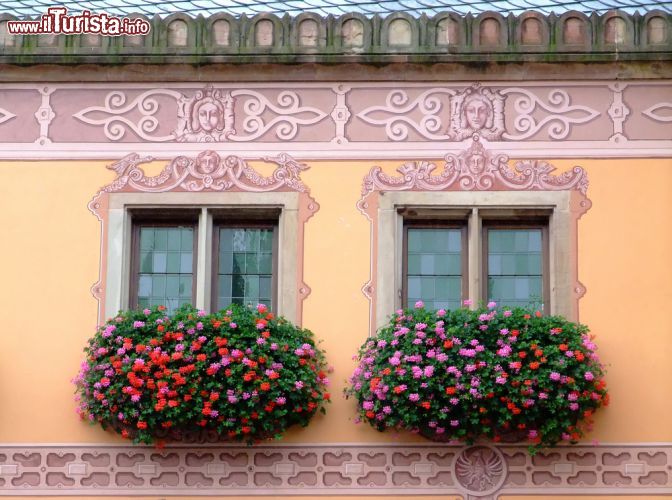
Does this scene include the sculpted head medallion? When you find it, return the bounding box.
[175,84,235,142]
[449,84,505,141]
[195,150,221,175]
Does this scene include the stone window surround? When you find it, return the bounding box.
[374,190,573,329]
[104,191,301,323]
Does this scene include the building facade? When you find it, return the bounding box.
[0,8,671,499]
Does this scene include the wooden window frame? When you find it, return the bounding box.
[129,211,199,310]
[481,219,550,314]
[401,220,469,309]
[210,219,279,312]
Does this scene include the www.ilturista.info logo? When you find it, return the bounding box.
[7,7,151,36]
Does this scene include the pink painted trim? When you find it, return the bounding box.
[356,192,379,333]
[296,192,320,321]
[358,134,592,336]
[88,151,318,325]
[2,81,672,147]
[3,141,671,160]
[0,443,669,495]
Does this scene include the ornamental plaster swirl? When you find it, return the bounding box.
[501,88,601,141]
[228,89,329,142]
[357,88,457,141]
[73,89,184,141]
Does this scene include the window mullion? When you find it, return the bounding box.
[468,208,481,309]
[195,208,212,310]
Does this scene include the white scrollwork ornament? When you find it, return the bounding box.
[174,85,236,142]
[357,88,456,141]
[642,102,672,123]
[74,89,183,141]
[229,90,328,141]
[0,106,16,126]
[501,88,600,140]
[447,84,505,141]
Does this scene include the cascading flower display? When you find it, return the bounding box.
[74,304,330,445]
[345,301,608,451]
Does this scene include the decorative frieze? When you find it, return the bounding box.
[0,81,670,158]
[0,443,669,496]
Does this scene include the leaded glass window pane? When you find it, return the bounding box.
[136,226,194,314]
[217,227,273,311]
[406,228,462,310]
[487,228,543,308]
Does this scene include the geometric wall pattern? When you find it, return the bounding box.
[0,443,670,496]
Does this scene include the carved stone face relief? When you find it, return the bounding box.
[464,96,490,131]
[174,85,235,142]
[196,101,221,132]
[195,150,221,174]
[448,84,505,141]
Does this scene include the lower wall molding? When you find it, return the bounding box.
[0,443,670,497]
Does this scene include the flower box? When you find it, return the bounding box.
[75,304,330,445]
[345,302,608,451]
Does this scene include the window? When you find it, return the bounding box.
[483,223,549,311]
[374,190,576,329]
[401,211,550,313]
[212,223,277,311]
[402,223,467,310]
[128,211,278,315]
[103,191,303,323]
[131,222,197,313]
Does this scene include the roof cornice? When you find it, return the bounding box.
[0,10,669,66]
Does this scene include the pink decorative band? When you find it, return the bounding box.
[0,443,669,496]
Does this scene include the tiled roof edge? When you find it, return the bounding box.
[0,10,669,64]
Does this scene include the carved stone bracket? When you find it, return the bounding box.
[0,443,669,495]
[607,82,631,143]
[330,84,352,144]
[33,86,56,145]
[88,151,318,324]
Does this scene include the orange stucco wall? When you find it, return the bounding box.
[0,158,670,450]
